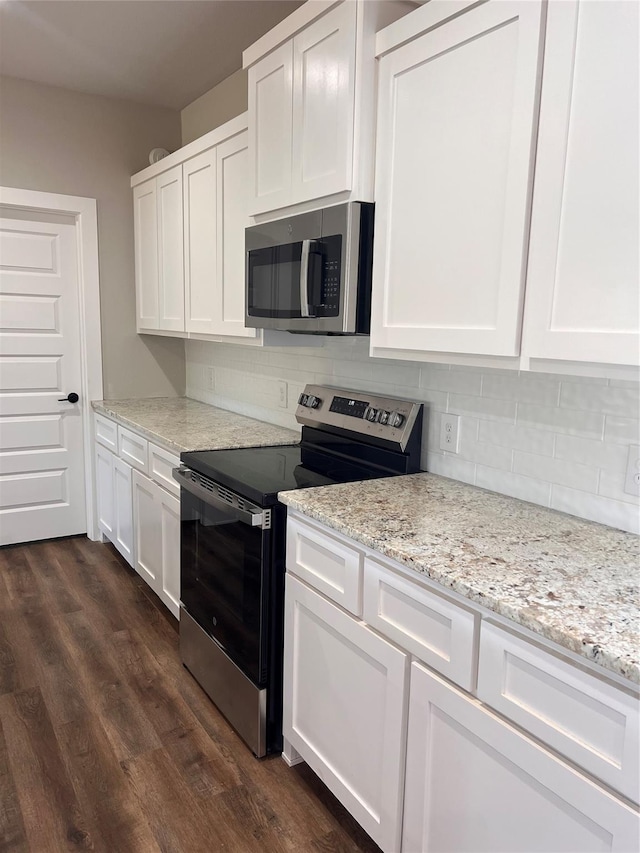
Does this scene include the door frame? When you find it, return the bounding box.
[0,186,103,540]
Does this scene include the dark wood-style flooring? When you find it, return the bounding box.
[0,536,382,853]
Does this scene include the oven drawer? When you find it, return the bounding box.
[363,557,478,691]
[477,621,640,802]
[286,515,363,616]
[94,413,118,452]
[118,425,149,474]
[149,442,180,497]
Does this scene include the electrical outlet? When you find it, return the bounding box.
[439,414,460,453]
[624,444,640,497]
[206,367,215,392]
[278,380,288,409]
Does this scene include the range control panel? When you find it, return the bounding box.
[296,384,422,451]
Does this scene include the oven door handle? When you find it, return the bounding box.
[172,467,268,528]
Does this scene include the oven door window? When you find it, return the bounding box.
[180,490,266,686]
[247,242,323,318]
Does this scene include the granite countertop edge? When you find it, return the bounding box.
[92,400,186,453]
[91,398,300,454]
[278,483,640,686]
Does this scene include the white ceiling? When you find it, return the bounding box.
[0,0,304,110]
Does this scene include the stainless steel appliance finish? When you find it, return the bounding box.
[295,384,423,452]
[176,384,423,758]
[245,202,373,335]
[180,608,267,758]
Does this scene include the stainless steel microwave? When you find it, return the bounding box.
[245,202,374,335]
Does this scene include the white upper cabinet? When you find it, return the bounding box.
[183,147,217,335]
[370,0,545,358]
[214,130,258,339]
[522,0,640,367]
[134,167,184,335]
[244,0,412,218]
[133,179,159,330]
[291,1,356,204]
[248,41,294,215]
[133,114,266,345]
[156,165,185,332]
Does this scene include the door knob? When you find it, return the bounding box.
[58,392,79,403]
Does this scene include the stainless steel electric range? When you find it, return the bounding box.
[173,384,423,757]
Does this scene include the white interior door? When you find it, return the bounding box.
[0,217,87,546]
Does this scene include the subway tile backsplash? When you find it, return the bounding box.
[186,338,640,534]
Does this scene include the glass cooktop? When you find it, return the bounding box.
[180,443,388,507]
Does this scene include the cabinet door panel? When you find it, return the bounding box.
[284,574,408,852]
[133,180,158,330]
[522,1,639,365]
[292,0,356,202]
[372,0,544,357]
[113,456,134,567]
[248,41,294,214]
[157,165,185,332]
[158,487,180,619]
[184,148,217,335]
[133,471,161,593]
[403,662,639,853]
[95,444,114,539]
[213,131,258,339]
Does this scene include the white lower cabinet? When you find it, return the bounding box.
[112,456,134,566]
[403,662,639,853]
[284,513,640,853]
[283,574,409,853]
[94,413,179,619]
[95,443,134,568]
[95,443,115,541]
[132,468,180,619]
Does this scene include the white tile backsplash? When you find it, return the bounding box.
[186,339,640,534]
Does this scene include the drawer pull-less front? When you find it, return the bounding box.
[478,621,640,802]
[286,515,363,616]
[118,425,148,473]
[363,557,478,691]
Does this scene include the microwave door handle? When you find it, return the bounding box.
[299,239,312,317]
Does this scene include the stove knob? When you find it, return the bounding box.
[388,411,405,428]
[298,393,309,406]
[377,410,390,425]
[306,395,322,409]
[365,406,378,421]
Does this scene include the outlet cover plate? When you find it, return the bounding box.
[439,414,460,453]
[278,380,288,409]
[624,444,640,497]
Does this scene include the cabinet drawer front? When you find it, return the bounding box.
[478,621,640,802]
[117,426,149,474]
[94,413,117,452]
[363,558,478,691]
[149,442,180,497]
[286,516,362,615]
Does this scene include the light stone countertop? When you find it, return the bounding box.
[279,473,640,684]
[92,397,300,454]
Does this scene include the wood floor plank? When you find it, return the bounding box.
[0,548,42,607]
[58,610,162,762]
[56,715,161,853]
[111,629,241,799]
[0,537,382,853]
[0,714,28,851]
[24,541,82,615]
[0,690,95,852]
[121,747,228,853]
[0,619,17,697]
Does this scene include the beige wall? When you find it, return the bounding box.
[181,68,248,145]
[0,75,185,399]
